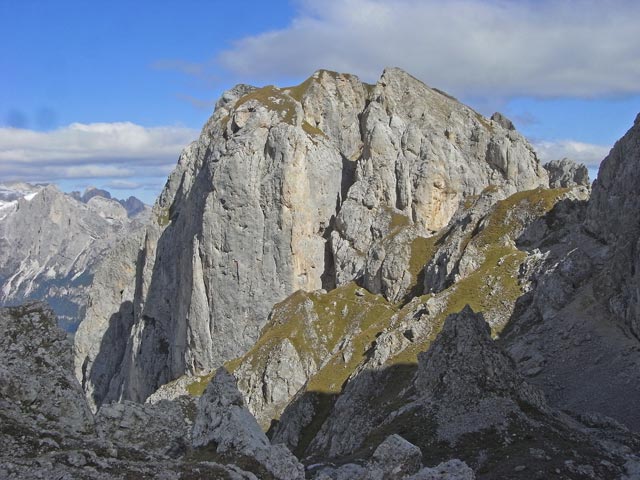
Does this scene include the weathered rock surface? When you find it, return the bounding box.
[0,302,95,438]
[220,185,577,450]
[332,69,548,302]
[497,114,640,435]
[0,302,305,479]
[76,67,548,409]
[311,435,474,480]
[294,308,639,479]
[72,186,149,218]
[192,367,305,480]
[0,183,145,333]
[544,158,590,189]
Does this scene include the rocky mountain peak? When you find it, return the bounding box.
[0,183,145,333]
[76,67,549,409]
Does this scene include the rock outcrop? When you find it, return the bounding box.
[72,186,149,218]
[0,302,95,439]
[291,308,639,479]
[501,113,640,432]
[220,185,576,436]
[193,367,305,480]
[543,158,590,189]
[312,434,475,480]
[76,67,548,408]
[0,302,308,479]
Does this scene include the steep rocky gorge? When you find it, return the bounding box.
[76,68,548,408]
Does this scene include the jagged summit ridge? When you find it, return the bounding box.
[75,67,548,408]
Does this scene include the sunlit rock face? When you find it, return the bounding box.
[75,67,547,408]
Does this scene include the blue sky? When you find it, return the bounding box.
[2,0,639,203]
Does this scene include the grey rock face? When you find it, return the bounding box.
[405,460,475,480]
[502,115,640,432]
[96,397,196,458]
[368,434,422,479]
[0,302,305,479]
[74,186,149,218]
[490,111,516,131]
[0,302,95,437]
[586,114,640,337]
[306,307,547,458]
[0,184,142,333]
[77,68,548,407]
[193,368,305,480]
[277,305,638,479]
[332,69,548,301]
[312,435,474,480]
[544,158,590,189]
[412,307,547,442]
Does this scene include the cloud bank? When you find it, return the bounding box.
[533,139,611,168]
[0,122,197,183]
[218,0,640,98]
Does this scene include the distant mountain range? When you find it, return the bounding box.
[0,182,149,333]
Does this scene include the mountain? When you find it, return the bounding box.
[75,68,549,408]
[0,183,148,332]
[71,186,148,218]
[65,69,640,478]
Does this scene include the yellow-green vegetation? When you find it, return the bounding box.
[285,74,320,102]
[156,208,170,227]
[406,235,440,296]
[185,187,570,417]
[185,371,215,396]
[234,85,299,125]
[301,121,326,138]
[230,75,330,139]
[475,112,494,133]
[389,187,570,364]
[220,283,395,397]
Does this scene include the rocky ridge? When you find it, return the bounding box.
[0,303,287,479]
[1,302,471,479]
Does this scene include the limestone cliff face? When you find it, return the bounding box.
[76,68,548,407]
[332,69,547,300]
[500,114,640,432]
[586,114,640,338]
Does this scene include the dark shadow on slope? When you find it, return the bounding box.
[498,195,640,433]
[86,300,134,406]
[282,352,636,480]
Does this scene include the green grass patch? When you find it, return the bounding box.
[185,371,215,397]
[235,85,298,125]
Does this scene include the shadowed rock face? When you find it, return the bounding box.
[75,68,548,408]
[586,114,640,338]
[280,308,640,479]
[0,302,311,479]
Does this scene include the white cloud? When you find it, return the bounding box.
[104,179,142,189]
[217,0,640,98]
[0,122,198,182]
[532,139,611,168]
